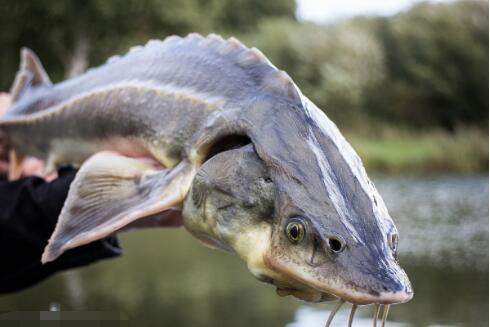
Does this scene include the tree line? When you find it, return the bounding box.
[0,0,487,131]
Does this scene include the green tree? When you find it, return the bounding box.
[0,0,486,131]
[0,0,296,88]
[367,1,489,130]
[246,18,386,126]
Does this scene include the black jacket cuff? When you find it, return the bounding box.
[0,168,122,294]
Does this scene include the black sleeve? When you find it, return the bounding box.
[0,167,122,294]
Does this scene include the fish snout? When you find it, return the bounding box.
[355,262,413,305]
[376,287,413,304]
[373,276,413,304]
[336,276,413,306]
[318,235,413,304]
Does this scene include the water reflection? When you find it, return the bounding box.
[0,175,487,327]
[377,175,489,271]
[287,306,412,327]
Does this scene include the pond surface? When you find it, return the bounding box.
[0,175,488,327]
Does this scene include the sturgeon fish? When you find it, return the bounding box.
[1,33,412,324]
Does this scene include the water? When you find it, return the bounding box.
[0,175,488,327]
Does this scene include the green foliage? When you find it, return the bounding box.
[367,1,489,130]
[347,126,489,173]
[244,1,488,131]
[206,0,296,33]
[245,18,386,126]
[0,0,487,172]
[0,0,295,84]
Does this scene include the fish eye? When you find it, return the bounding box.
[286,220,306,244]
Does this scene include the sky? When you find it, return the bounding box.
[296,0,455,23]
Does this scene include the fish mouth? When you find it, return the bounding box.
[272,282,411,327]
[274,284,413,305]
[307,282,414,305]
[263,254,413,306]
[250,243,413,326]
[272,280,412,327]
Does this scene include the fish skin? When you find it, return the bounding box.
[1,34,275,166]
[6,34,266,117]
[1,33,412,305]
[2,83,220,167]
[188,95,413,304]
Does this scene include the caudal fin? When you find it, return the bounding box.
[9,48,52,102]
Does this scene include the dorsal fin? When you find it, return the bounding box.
[10,48,52,101]
[106,54,121,65]
[192,34,302,104]
[261,70,301,103]
[106,33,302,105]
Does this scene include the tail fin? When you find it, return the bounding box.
[9,48,52,101]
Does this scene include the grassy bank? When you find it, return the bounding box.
[345,127,488,174]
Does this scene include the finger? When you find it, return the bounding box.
[21,157,46,177]
[0,161,9,177]
[0,93,11,162]
[44,171,59,182]
[0,132,9,164]
[0,93,12,116]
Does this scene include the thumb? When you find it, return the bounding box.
[0,93,12,116]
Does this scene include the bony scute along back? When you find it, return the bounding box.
[0,33,412,325]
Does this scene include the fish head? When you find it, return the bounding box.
[264,185,412,305]
[184,130,411,306]
[186,86,412,305]
[237,95,413,305]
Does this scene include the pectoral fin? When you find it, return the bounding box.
[41,152,195,263]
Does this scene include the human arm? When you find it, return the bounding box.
[0,93,122,294]
[0,168,122,294]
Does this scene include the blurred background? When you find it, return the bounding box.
[0,0,488,326]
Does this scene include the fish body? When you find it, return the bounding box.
[1,34,412,309]
[2,35,260,169]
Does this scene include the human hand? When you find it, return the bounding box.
[0,93,48,179]
[0,93,11,177]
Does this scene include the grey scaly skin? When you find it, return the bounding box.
[0,33,412,306]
